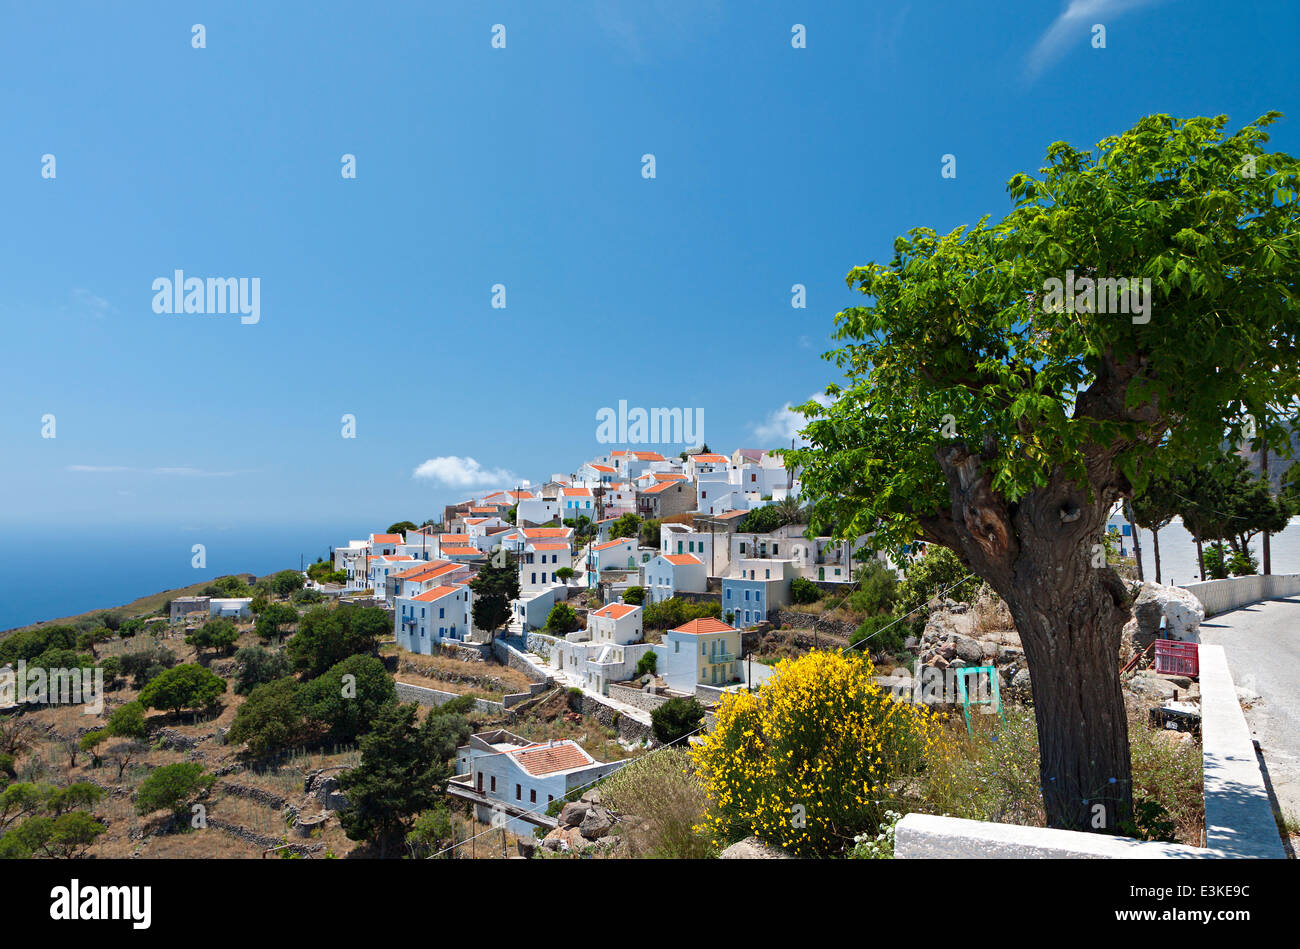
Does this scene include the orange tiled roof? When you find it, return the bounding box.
[642,480,685,494]
[440,534,472,544]
[411,584,464,603]
[592,537,631,551]
[631,451,665,461]
[594,603,638,620]
[669,617,736,636]
[692,453,728,463]
[652,473,688,482]
[370,533,403,544]
[511,742,594,776]
[441,546,481,557]
[529,542,569,551]
[522,527,572,538]
[393,560,457,581]
[663,554,703,566]
[589,464,616,473]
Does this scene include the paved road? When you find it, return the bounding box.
[1200,594,1300,818]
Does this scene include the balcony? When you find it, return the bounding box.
[706,652,736,664]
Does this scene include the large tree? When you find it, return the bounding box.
[469,552,520,644]
[789,113,1300,832]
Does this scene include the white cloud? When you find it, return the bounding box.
[751,394,834,445]
[72,288,116,318]
[1025,0,1166,79]
[412,455,519,488]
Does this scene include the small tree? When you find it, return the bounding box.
[545,602,580,634]
[651,696,705,746]
[635,651,657,677]
[138,664,227,719]
[232,645,292,695]
[622,586,646,606]
[186,618,239,656]
[135,763,213,818]
[302,655,396,743]
[255,603,299,643]
[609,513,641,540]
[789,577,822,605]
[227,677,310,758]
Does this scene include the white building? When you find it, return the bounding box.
[520,542,572,593]
[395,584,472,652]
[588,602,643,645]
[452,732,628,835]
[642,553,708,603]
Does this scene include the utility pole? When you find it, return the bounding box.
[1126,501,1144,582]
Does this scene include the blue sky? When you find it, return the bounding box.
[2,0,1297,532]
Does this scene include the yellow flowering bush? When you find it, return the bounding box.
[690,649,948,856]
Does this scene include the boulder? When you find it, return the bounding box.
[578,806,612,839]
[559,801,589,828]
[951,635,984,665]
[1009,669,1032,700]
[719,836,791,859]
[1131,582,1205,645]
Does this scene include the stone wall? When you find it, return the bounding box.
[675,591,722,607]
[769,613,857,641]
[1179,574,1300,618]
[607,682,673,714]
[394,681,506,717]
[580,693,653,744]
[493,637,555,684]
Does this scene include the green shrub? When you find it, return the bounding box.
[600,748,715,858]
[635,651,657,677]
[651,697,704,745]
[135,763,214,817]
[545,602,580,634]
[789,577,822,605]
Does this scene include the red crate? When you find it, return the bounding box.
[1154,639,1199,678]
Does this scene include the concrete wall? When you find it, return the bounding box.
[1179,573,1300,617]
[895,814,1228,858]
[1198,643,1288,858]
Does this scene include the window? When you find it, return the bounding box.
[490,776,496,792]
[765,569,770,579]
[439,607,444,618]
[516,784,522,800]
[477,773,483,792]
[674,641,680,653]
[530,789,537,803]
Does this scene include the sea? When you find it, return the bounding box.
[0,523,361,632]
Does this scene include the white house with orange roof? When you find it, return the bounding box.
[587,536,638,585]
[684,452,730,480]
[588,602,643,645]
[642,553,708,603]
[520,525,574,545]
[559,486,596,521]
[368,532,404,556]
[367,555,418,601]
[576,462,618,484]
[520,541,572,593]
[452,732,628,834]
[390,559,471,601]
[662,617,743,691]
[395,584,472,652]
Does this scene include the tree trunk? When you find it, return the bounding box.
[997,551,1134,832]
[1262,442,1272,575]
[927,448,1134,832]
[1195,534,1205,581]
[1151,528,1162,584]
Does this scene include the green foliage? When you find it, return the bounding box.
[600,748,716,858]
[106,701,149,741]
[227,677,310,757]
[0,625,77,664]
[609,513,641,540]
[185,617,239,655]
[117,617,145,639]
[301,655,396,743]
[850,612,908,657]
[651,696,705,745]
[134,763,214,817]
[287,604,387,678]
[292,587,325,605]
[638,518,661,549]
[789,577,822,605]
[387,521,418,536]
[642,597,722,630]
[738,506,782,535]
[554,566,575,582]
[845,560,899,616]
[138,663,227,718]
[544,602,580,634]
[337,703,468,858]
[203,575,253,598]
[622,586,646,606]
[232,645,292,696]
[635,651,657,676]
[46,782,104,816]
[894,547,977,621]
[469,554,520,639]
[406,805,453,857]
[266,570,307,597]
[256,603,299,642]
[1202,543,1230,579]
[118,642,178,690]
